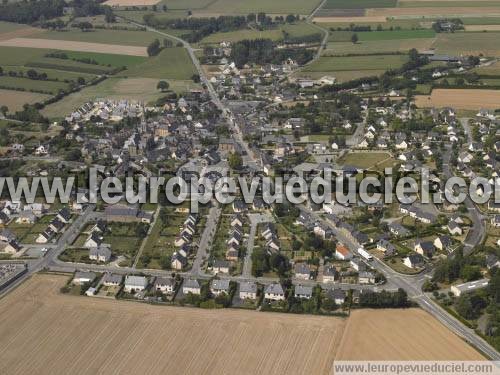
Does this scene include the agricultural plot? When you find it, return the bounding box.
[398,0,500,8]
[0,76,71,95]
[415,89,500,110]
[433,32,500,56]
[31,29,159,47]
[0,38,148,57]
[120,47,196,79]
[323,0,397,9]
[0,65,96,83]
[367,7,500,17]
[0,275,484,375]
[0,89,50,111]
[329,29,435,42]
[0,21,42,41]
[104,0,160,6]
[193,0,322,15]
[325,38,434,55]
[303,54,408,73]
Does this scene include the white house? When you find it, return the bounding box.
[264,283,285,301]
[154,277,175,294]
[239,281,257,299]
[183,278,201,295]
[124,275,148,293]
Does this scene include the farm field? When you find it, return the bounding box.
[295,69,385,81]
[0,274,484,375]
[0,89,50,111]
[0,76,70,94]
[303,54,408,73]
[432,32,500,56]
[415,89,500,110]
[120,47,196,79]
[465,24,500,30]
[323,0,397,9]
[398,0,500,8]
[0,21,42,41]
[0,37,148,56]
[367,7,500,17]
[30,29,159,47]
[105,0,160,5]
[325,38,434,55]
[0,65,96,82]
[335,309,484,360]
[190,0,322,15]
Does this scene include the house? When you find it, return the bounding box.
[232,199,246,213]
[329,289,346,305]
[350,258,366,272]
[0,229,15,243]
[212,260,230,274]
[358,271,376,284]
[403,253,424,269]
[171,252,187,270]
[451,278,489,297]
[16,211,36,224]
[124,275,148,292]
[448,221,463,236]
[101,273,122,286]
[264,283,285,301]
[4,240,22,254]
[395,140,408,150]
[294,263,311,280]
[226,245,239,261]
[49,218,65,233]
[89,246,111,263]
[376,239,396,256]
[335,245,352,260]
[36,229,54,244]
[230,214,244,227]
[388,222,410,237]
[323,265,338,283]
[153,277,175,293]
[486,254,500,270]
[294,284,313,299]
[183,278,201,295]
[210,279,230,296]
[415,241,435,257]
[72,271,96,285]
[57,207,71,223]
[84,232,102,248]
[0,212,10,224]
[434,235,453,251]
[491,215,500,228]
[239,281,257,299]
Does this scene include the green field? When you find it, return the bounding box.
[323,0,397,9]
[0,21,30,34]
[0,76,70,94]
[329,29,434,42]
[321,19,425,30]
[157,0,215,10]
[339,152,395,171]
[32,29,159,47]
[0,65,96,82]
[60,51,147,67]
[193,0,322,14]
[325,38,434,55]
[199,22,319,44]
[303,54,408,72]
[433,32,500,57]
[461,17,500,25]
[0,47,47,66]
[120,47,196,79]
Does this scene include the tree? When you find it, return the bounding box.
[157,80,169,92]
[147,39,161,56]
[351,33,358,44]
[78,21,93,32]
[77,77,86,85]
[0,105,8,116]
[135,223,149,238]
[162,4,167,11]
[191,74,200,83]
[104,7,115,23]
[159,207,169,225]
[228,152,242,169]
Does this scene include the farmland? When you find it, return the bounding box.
[323,0,397,9]
[0,38,148,57]
[432,32,500,56]
[189,0,323,15]
[0,75,70,95]
[324,39,434,55]
[0,274,484,375]
[302,54,408,73]
[0,89,50,111]
[415,89,500,110]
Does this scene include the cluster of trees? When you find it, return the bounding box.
[147,39,167,56]
[0,0,108,24]
[282,32,322,45]
[251,248,290,277]
[230,38,314,68]
[432,249,483,284]
[45,52,101,66]
[41,18,65,30]
[72,21,93,32]
[10,104,48,124]
[358,288,410,308]
[432,18,464,33]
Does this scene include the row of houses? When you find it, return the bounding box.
[226,214,244,262]
[171,213,199,270]
[36,208,71,244]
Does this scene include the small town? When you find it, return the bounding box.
[1,0,500,373]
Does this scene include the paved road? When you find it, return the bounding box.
[242,213,273,278]
[191,204,221,277]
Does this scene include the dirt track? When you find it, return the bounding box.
[0,37,148,56]
[0,275,485,375]
[415,89,500,110]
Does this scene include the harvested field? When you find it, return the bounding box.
[0,89,50,111]
[314,16,387,23]
[0,274,345,375]
[0,25,42,41]
[0,274,486,375]
[104,0,160,5]
[432,32,500,56]
[0,38,148,57]
[325,38,434,55]
[415,89,500,110]
[465,24,500,30]
[335,309,484,360]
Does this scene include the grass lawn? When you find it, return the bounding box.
[103,223,143,260]
[323,0,397,9]
[32,29,160,47]
[59,248,90,263]
[0,76,70,94]
[303,54,408,72]
[434,32,500,57]
[338,152,394,170]
[120,47,196,79]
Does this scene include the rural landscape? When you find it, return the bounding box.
[1,0,500,373]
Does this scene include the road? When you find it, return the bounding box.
[191,204,221,277]
[132,205,160,268]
